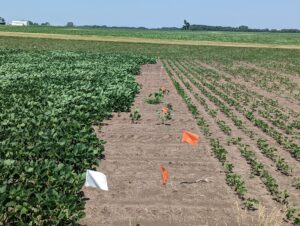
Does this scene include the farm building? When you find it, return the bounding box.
[11,20,29,26]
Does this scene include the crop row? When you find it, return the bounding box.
[212,62,300,102]
[181,60,300,139]
[163,61,259,210]
[173,60,300,161]
[165,60,294,189]
[229,138,300,224]
[171,60,290,175]
[184,60,300,137]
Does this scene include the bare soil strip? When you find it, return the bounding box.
[1,31,300,49]
[81,63,251,226]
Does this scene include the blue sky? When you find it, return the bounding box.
[1,0,300,29]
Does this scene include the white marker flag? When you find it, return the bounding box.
[85,170,108,191]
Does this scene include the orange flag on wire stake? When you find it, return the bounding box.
[181,130,200,145]
[160,166,169,186]
[162,107,169,114]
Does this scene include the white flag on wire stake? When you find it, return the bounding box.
[85,170,108,191]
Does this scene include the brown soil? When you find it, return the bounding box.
[1,31,300,49]
[239,62,300,84]
[236,62,300,102]
[80,63,252,226]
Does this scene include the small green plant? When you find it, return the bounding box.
[130,108,141,123]
[210,139,227,163]
[293,120,300,129]
[158,104,173,124]
[276,157,292,176]
[208,109,218,118]
[227,137,242,146]
[145,89,164,104]
[197,117,211,136]
[226,173,247,198]
[286,207,296,220]
[217,120,232,135]
[243,198,259,210]
[294,215,300,225]
[275,190,289,204]
[292,178,300,189]
[224,163,234,173]
[252,162,264,177]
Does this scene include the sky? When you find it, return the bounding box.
[1,0,300,29]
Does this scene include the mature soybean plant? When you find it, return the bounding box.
[0,49,155,225]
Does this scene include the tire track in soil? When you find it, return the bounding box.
[81,62,252,226]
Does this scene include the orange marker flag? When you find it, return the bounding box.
[181,130,200,145]
[162,107,169,114]
[160,166,169,186]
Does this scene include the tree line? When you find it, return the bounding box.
[181,20,300,33]
[1,16,299,33]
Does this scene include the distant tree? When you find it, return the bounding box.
[0,17,6,25]
[238,25,249,31]
[28,21,39,26]
[66,22,74,27]
[182,19,190,30]
[41,22,50,26]
[180,23,300,33]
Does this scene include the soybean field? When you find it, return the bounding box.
[0,49,155,224]
[0,31,300,225]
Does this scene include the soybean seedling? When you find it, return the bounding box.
[243,198,259,211]
[130,108,141,124]
[145,88,169,105]
[292,177,300,189]
[158,103,173,125]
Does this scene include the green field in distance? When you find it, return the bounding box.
[1,26,300,45]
